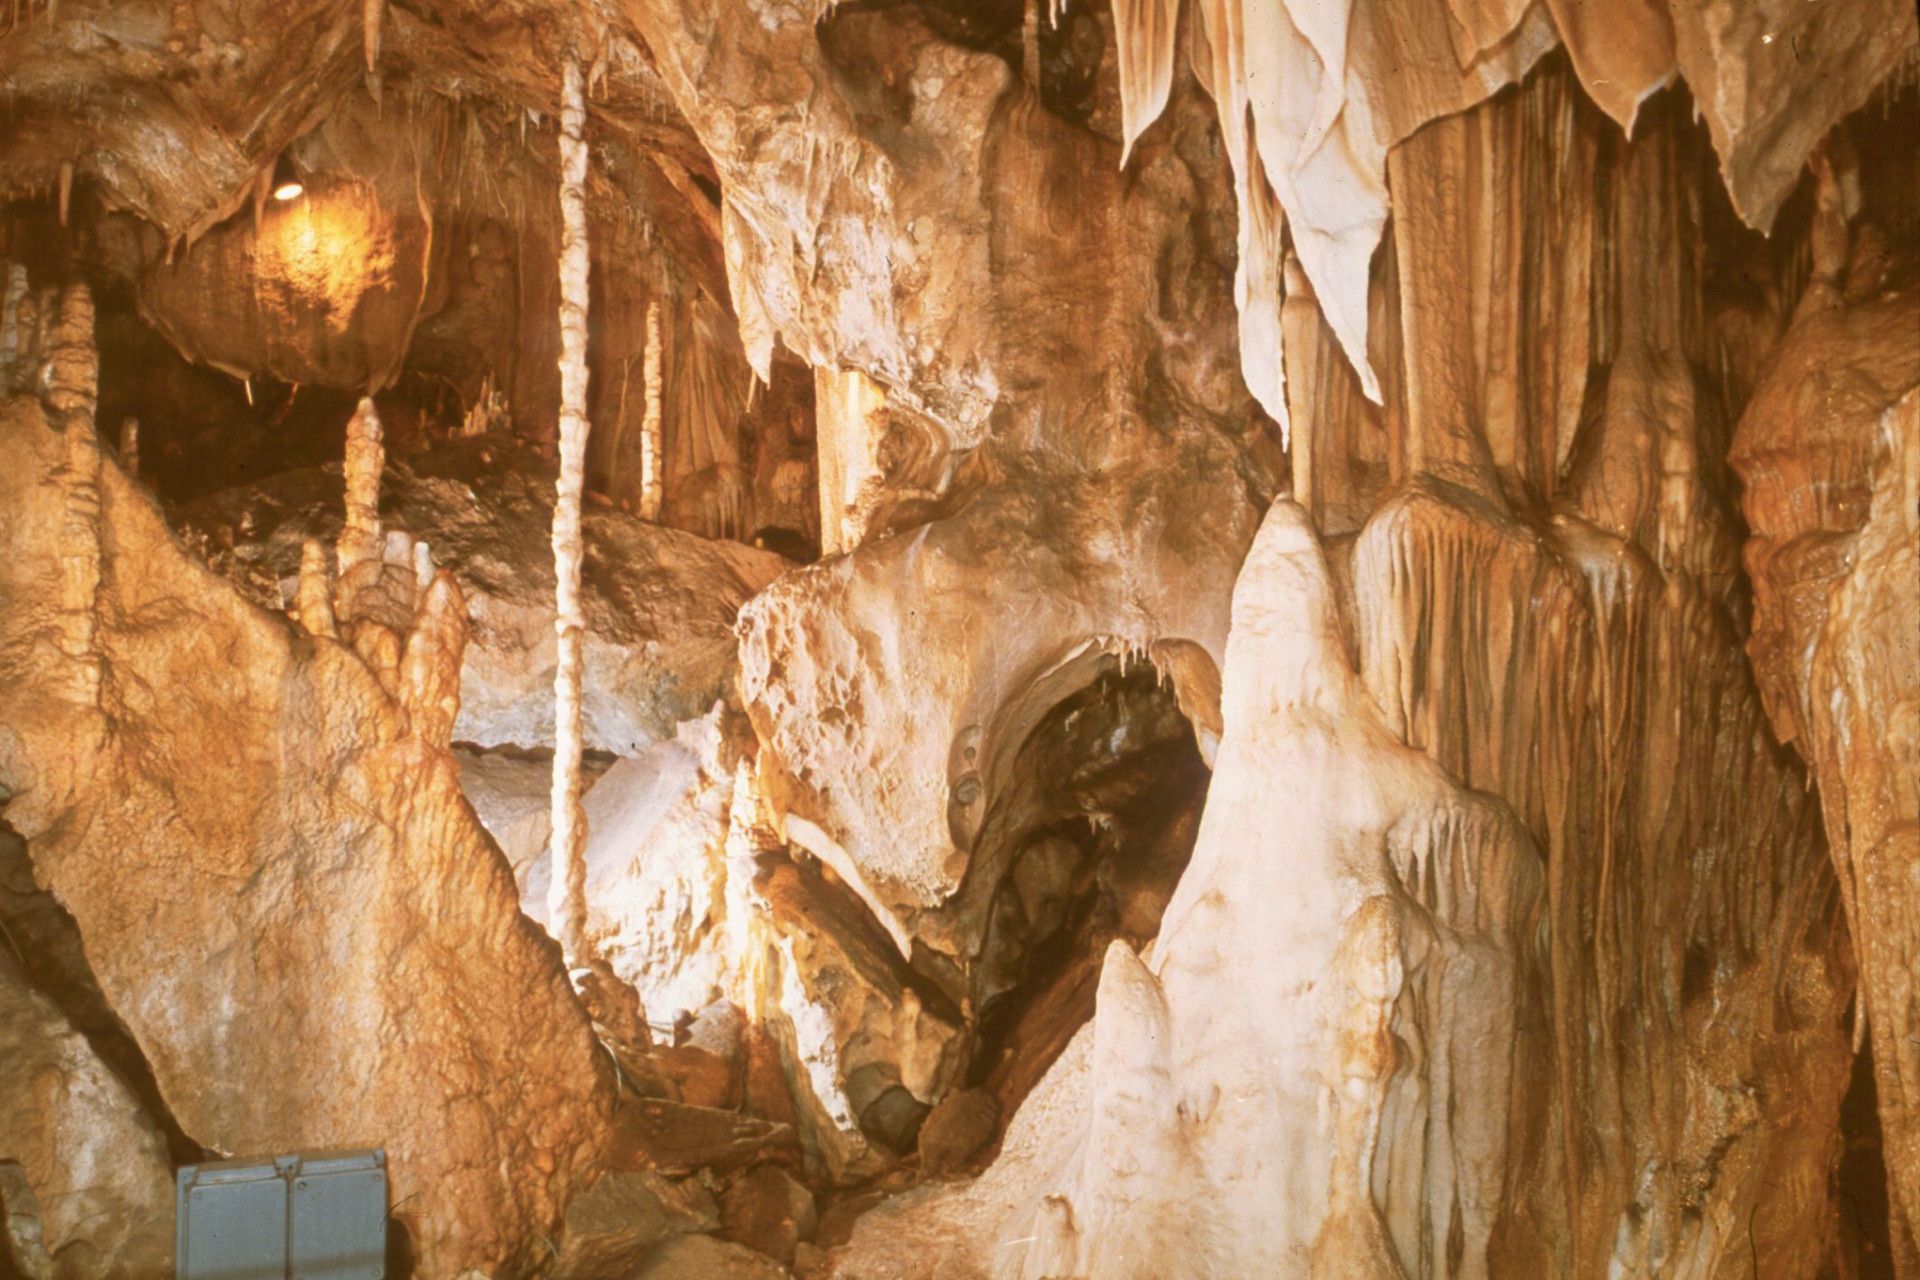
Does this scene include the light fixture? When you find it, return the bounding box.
[270,153,304,202]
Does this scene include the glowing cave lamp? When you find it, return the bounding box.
[270,153,305,203]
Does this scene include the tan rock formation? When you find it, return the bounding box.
[1732,242,1920,1268]
[0,951,174,1279]
[826,63,1860,1280]
[2,0,1915,1273]
[0,380,611,1277]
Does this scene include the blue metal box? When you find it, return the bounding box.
[175,1148,387,1280]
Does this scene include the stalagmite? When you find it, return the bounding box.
[42,283,95,435]
[335,396,385,583]
[44,285,103,708]
[401,570,468,747]
[548,52,592,965]
[118,416,137,477]
[294,538,337,640]
[640,297,663,523]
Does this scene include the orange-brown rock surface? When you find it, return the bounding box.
[0,331,611,1275]
[1733,233,1920,1269]
[0,948,175,1278]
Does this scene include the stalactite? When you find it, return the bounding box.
[1021,0,1041,92]
[548,52,591,967]
[362,0,381,71]
[1112,0,1178,164]
[640,298,663,523]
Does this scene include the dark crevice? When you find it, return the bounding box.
[955,663,1210,1135]
[0,814,205,1165]
[1835,1032,1899,1279]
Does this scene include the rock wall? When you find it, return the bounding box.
[1732,216,1920,1267]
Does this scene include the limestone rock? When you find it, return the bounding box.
[0,396,610,1278]
[1732,255,1920,1268]
[520,712,966,1180]
[0,953,173,1280]
[521,709,742,1023]
[632,1233,793,1280]
[454,746,558,881]
[720,1165,817,1266]
[551,1171,720,1280]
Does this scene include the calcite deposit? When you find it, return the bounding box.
[1,0,1915,1277]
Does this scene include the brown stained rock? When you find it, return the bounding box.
[657,1045,741,1113]
[610,1098,799,1176]
[720,1165,818,1266]
[742,1027,798,1130]
[1732,262,1920,1268]
[0,952,173,1280]
[550,1170,719,1280]
[655,1002,749,1110]
[631,1233,793,1280]
[790,1242,830,1279]
[916,1089,999,1179]
[136,184,436,392]
[0,395,610,1278]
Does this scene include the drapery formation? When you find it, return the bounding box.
[1108,0,1919,439]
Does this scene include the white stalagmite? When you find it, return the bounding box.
[120,417,139,478]
[548,53,592,966]
[639,298,663,523]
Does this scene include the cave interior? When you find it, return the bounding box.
[0,0,1917,1277]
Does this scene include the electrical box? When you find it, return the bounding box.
[176,1149,387,1280]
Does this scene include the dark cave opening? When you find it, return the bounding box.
[956,660,1212,1136]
